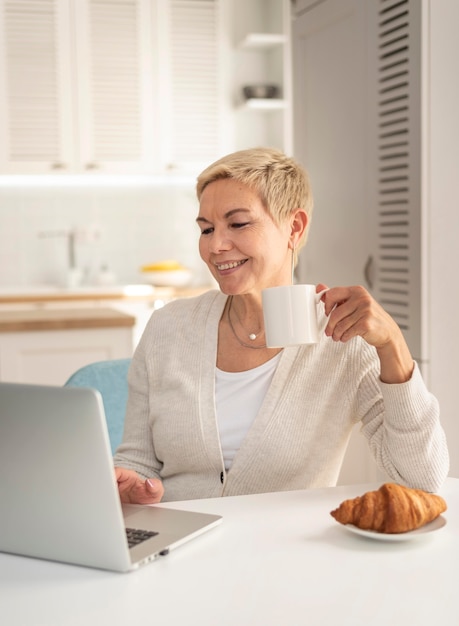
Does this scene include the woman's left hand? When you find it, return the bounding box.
[317,284,398,349]
[317,284,414,383]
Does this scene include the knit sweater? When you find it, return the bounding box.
[114,290,449,501]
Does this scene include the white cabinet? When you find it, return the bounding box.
[0,0,292,176]
[73,0,156,175]
[0,308,134,385]
[293,0,459,480]
[156,0,225,174]
[0,327,133,385]
[0,0,224,176]
[0,0,73,174]
[230,0,292,154]
[0,0,153,174]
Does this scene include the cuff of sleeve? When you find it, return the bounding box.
[379,361,436,428]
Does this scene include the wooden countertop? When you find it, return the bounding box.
[0,285,211,305]
[0,308,136,332]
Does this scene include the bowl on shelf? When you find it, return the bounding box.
[242,84,280,100]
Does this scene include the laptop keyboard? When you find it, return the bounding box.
[126,527,158,548]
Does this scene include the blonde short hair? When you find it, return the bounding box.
[196,147,313,254]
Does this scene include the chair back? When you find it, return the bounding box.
[64,358,131,454]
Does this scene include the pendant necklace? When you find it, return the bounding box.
[227,296,267,350]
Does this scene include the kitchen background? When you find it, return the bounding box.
[0,181,207,288]
[1,0,458,482]
[0,0,290,289]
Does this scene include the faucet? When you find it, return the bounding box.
[38,229,77,269]
[38,229,80,286]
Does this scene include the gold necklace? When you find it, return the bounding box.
[227,296,267,350]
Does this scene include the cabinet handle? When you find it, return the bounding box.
[85,163,99,170]
[364,255,374,290]
[51,162,66,170]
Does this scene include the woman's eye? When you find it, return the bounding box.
[231,222,250,229]
[200,227,214,235]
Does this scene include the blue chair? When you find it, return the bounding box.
[64,358,131,454]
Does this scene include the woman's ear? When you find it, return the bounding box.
[288,209,308,249]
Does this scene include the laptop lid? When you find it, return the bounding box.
[0,382,221,572]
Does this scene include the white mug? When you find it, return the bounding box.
[262,284,328,348]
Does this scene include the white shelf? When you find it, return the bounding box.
[232,0,291,153]
[238,33,287,50]
[241,98,287,111]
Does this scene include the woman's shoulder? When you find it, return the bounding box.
[137,289,225,356]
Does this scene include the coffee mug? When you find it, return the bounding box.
[262,284,328,348]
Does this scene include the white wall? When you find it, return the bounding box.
[428,0,459,478]
[0,181,211,288]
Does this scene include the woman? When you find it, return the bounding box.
[114,148,449,503]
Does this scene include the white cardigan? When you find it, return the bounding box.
[114,290,449,501]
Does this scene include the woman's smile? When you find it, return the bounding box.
[215,259,248,272]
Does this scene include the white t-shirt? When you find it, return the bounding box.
[215,353,281,471]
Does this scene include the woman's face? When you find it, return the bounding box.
[197,178,294,296]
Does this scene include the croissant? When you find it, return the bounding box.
[330,483,447,533]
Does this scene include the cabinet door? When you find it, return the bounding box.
[0,0,76,174]
[74,0,156,174]
[365,0,423,363]
[0,327,134,385]
[156,0,224,174]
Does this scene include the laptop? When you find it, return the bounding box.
[0,382,222,572]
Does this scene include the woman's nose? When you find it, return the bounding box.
[209,229,232,253]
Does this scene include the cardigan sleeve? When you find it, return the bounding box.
[113,318,163,481]
[357,350,449,492]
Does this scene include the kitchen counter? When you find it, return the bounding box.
[0,284,211,305]
[0,307,136,385]
[0,286,214,384]
[0,307,135,333]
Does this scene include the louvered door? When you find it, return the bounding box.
[0,0,75,173]
[74,0,155,173]
[367,0,424,361]
[156,0,224,173]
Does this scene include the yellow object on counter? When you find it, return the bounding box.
[140,260,185,272]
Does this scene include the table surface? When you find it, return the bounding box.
[1,478,458,626]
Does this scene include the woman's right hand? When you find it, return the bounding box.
[115,466,164,504]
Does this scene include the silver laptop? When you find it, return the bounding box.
[0,382,222,572]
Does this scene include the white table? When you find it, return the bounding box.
[1,478,458,626]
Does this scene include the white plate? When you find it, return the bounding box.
[342,515,447,541]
